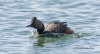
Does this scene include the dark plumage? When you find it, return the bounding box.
[27,17,74,36]
[44,20,67,33]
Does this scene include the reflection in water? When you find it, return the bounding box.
[29,31,85,54]
[30,36,57,47]
[30,31,83,47]
[34,37,45,47]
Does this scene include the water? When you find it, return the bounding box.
[0,0,100,54]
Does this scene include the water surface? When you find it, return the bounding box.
[0,0,100,54]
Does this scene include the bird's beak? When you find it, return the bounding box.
[26,25,31,27]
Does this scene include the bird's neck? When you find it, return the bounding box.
[37,24,44,34]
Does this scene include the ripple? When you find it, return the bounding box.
[0,0,100,54]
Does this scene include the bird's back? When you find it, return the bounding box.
[44,20,67,33]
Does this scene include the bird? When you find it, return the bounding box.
[26,17,74,37]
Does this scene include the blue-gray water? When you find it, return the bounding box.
[0,0,100,54]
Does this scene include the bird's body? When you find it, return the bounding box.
[27,17,74,36]
[44,20,67,33]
